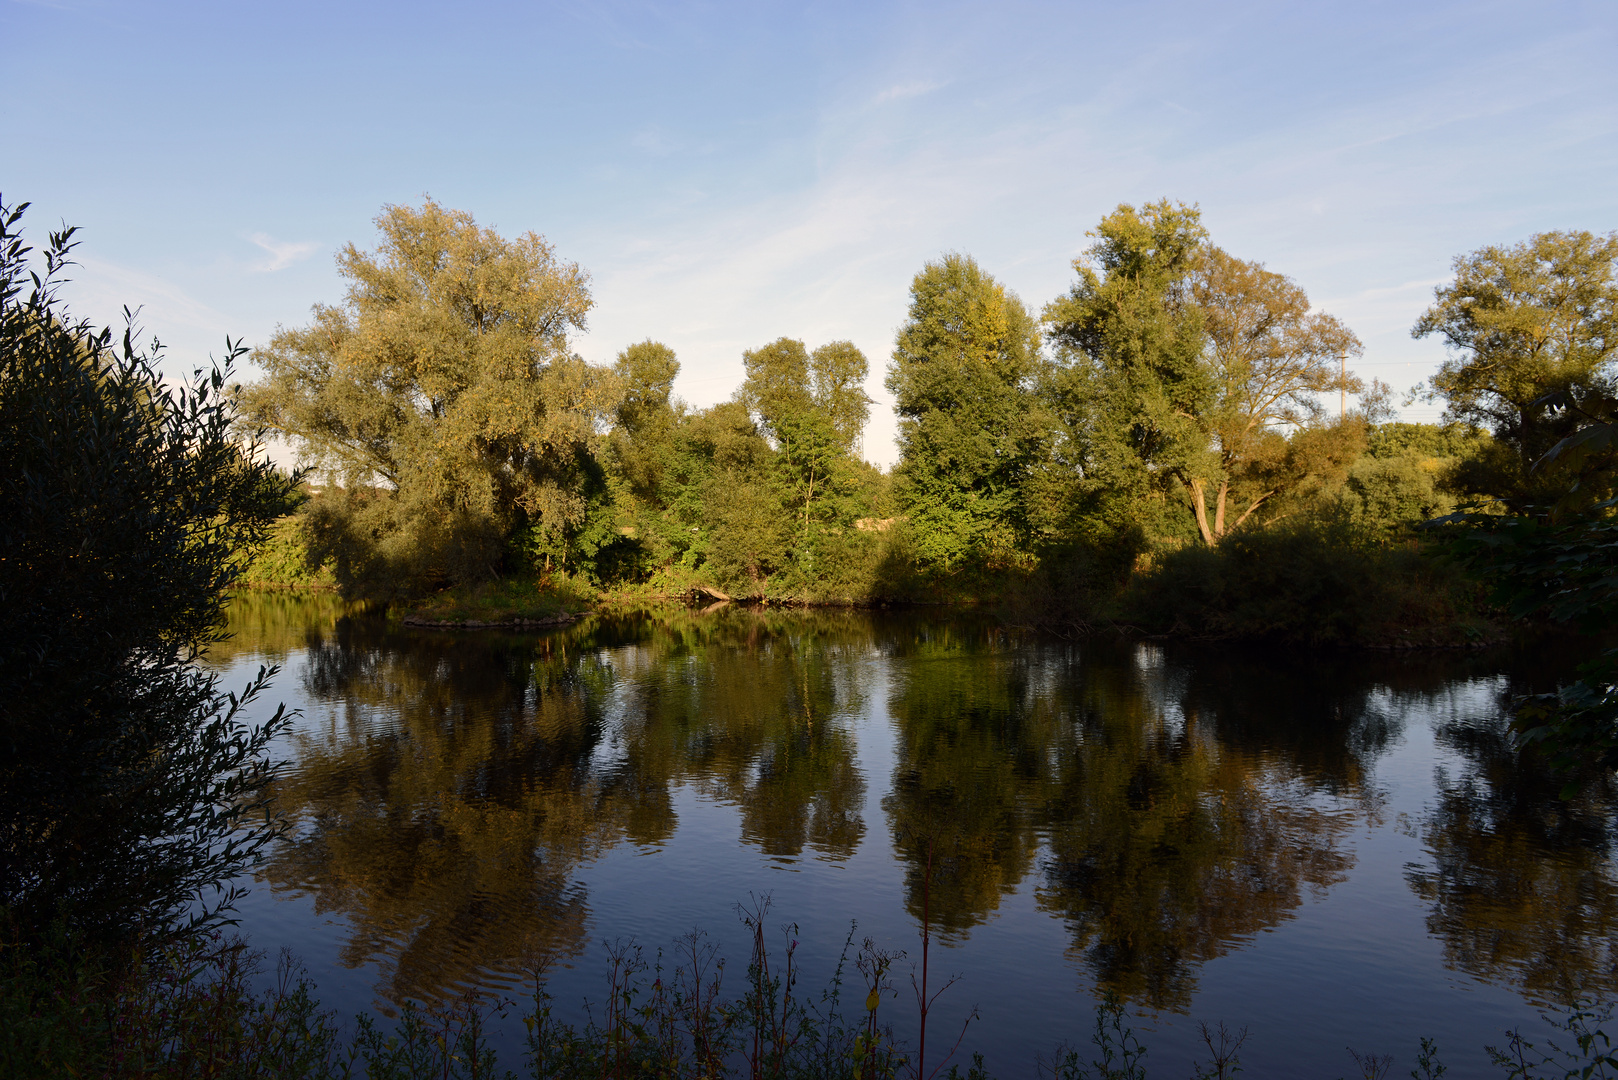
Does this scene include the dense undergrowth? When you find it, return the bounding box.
[244,508,1491,647]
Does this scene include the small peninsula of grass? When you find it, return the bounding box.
[400,576,596,628]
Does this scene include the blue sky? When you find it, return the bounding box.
[4,0,1614,465]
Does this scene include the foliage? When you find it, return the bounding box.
[595,336,884,600]
[0,927,353,1080]
[1437,500,1618,781]
[1042,200,1211,547]
[238,513,337,588]
[0,198,294,948]
[1044,200,1362,549]
[1040,994,1147,1080]
[239,199,619,600]
[1187,243,1362,540]
[1119,519,1481,646]
[888,253,1046,572]
[1488,1000,1618,1080]
[1414,229,1618,509]
[402,575,596,625]
[44,901,1618,1079]
[739,336,872,457]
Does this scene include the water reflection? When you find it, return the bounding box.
[254,608,875,1003]
[881,624,1054,939]
[880,636,1367,1010]
[599,609,870,861]
[219,596,1618,1019]
[1408,686,1618,1004]
[264,619,620,1002]
[212,588,352,664]
[1035,647,1361,1011]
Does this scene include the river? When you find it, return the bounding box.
[208,591,1618,1077]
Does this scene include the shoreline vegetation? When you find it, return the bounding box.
[230,200,1614,652]
[6,905,1615,1080]
[241,526,1500,649]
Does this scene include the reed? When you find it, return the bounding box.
[7,909,1618,1079]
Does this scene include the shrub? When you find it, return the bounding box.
[1119,520,1481,646]
[0,198,295,948]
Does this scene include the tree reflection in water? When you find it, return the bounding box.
[253,607,873,1006]
[261,618,620,1004]
[882,635,1370,1011]
[1407,673,1618,1005]
[224,596,1618,1021]
[1033,647,1362,1012]
[600,608,869,862]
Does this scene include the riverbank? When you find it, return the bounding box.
[244,510,1501,648]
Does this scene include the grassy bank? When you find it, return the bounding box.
[399,576,598,627]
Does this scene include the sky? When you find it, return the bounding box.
[4,0,1615,466]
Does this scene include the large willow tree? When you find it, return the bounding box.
[239,199,619,596]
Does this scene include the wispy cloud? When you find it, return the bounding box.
[69,257,235,337]
[872,80,943,105]
[248,233,318,272]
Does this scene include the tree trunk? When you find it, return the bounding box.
[1213,479,1229,539]
[1189,479,1217,546]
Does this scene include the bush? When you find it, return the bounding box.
[0,198,295,949]
[1119,520,1482,646]
[238,514,337,588]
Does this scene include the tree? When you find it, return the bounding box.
[1414,229,1618,508]
[733,337,874,589]
[1043,201,1212,545]
[1189,247,1361,539]
[887,254,1045,570]
[1046,201,1362,546]
[238,199,619,596]
[808,340,873,456]
[738,336,872,456]
[0,199,295,947]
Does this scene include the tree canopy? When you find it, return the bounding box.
[1414,229,1618,508]
[1044,201,1363,547]
[239,199,619,595]
[887,253,1046,570]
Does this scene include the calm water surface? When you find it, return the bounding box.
[209,593,1618,1078]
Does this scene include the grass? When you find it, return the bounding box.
[402,575,598,627]
[8,903,1618,1080]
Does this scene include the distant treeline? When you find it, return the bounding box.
[237,199,1618,641]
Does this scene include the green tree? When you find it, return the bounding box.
[729,337,875,594]
[1189,246,1362,539]
[238,198,619,597]
[1046,201,1363,547]
[1043,201,1212,547]
[808,340,874,456]
[0,200,295,946]
[1414,229,1618,508]
[888,254,1046,570]
[739,336,872,456]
